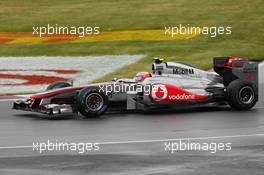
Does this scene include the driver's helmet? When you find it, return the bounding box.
[135,72,151,82]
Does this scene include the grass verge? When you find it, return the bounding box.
[0,0,263,81]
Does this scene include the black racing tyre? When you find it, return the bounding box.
[77,87,109,118]
[46,81,71,91]
[227,79,258,110]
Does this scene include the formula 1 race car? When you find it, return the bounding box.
[13,57,259,117]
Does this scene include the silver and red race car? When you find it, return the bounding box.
[13,57,259,117]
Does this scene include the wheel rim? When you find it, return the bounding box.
[239,86,254,104]
[85,93,104,112]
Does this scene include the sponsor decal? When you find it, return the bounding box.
[155,65,164,70]
[243,67,257,73]
[173,68,194,75]
[168,94,195,100]
[245,73,253,81]
[151,83,208,102]
[151,84,168,101]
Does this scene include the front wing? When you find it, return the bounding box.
[13,99,75,115]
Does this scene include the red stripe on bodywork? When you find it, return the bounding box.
[30,87,84,99]
[30,83,107,99]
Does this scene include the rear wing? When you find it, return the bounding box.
[213,57,258,87]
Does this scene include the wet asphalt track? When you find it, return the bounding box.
[0,63,263,175]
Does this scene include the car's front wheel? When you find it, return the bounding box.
[77,87,109,118]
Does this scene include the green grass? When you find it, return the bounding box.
[0,0,263,82]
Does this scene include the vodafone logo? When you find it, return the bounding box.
[151,84,168,101]
[168,94,195,100]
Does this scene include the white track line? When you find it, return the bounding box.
[0,145,32,149]
[0,99,19,102]
[0,133,263,150]
[98,133,264,145]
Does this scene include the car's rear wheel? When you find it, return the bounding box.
[46,81,71,90]
[77,87,109,118]
[227,79,257,110]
